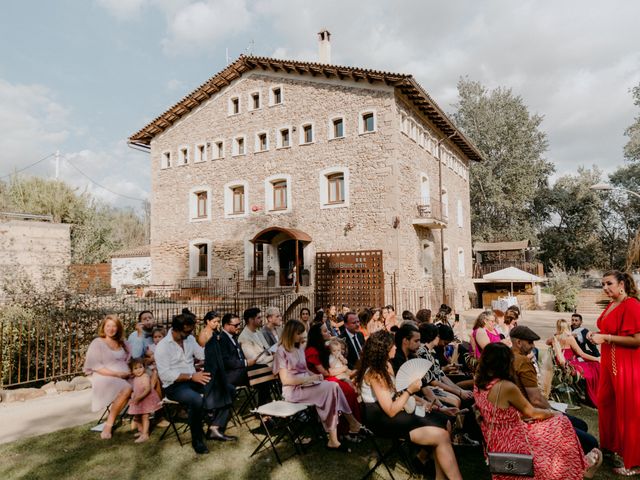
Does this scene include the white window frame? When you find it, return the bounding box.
[359,109,377,134]
[269,85,284,106]
[458,247,466,277]
[188,238,212,279]
[212,139,225,159]
[457,199,464,228]
[233,135,246,156]
[248,90,262,111]
[255,131,269,153]
[277,126,292,149]
[228,96,240,115]
[178,145,189,166]
[420,174,431,205]
[328,116,346,140]
[265,174,292,214]
[194,142,207,163]
[161,150,171,169]
[300,122,315,145]
[188,186,212,222]
[319,166,350,209]
[442,188,449,219]
[443,245,451,274]
[223,180,249,218]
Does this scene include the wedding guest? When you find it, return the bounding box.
[571,313,600,358]
[341,312,365,369]
[127,311,155,358]
[299,307,312,331]
[470,311,502,358]
[197,310,221,347]
[262,307,283,347]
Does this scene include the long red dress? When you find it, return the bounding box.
[597,297,640,469]
[562,348,600,407]
[474,380,587,480]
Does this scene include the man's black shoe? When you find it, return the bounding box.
[192,441,209,454]
[206,427,237,441]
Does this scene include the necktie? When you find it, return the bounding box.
[353,334,362,357]
[233,337,245,361]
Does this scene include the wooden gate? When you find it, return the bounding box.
[315,250,384,310]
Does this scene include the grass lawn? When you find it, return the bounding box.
[0,405,619,479]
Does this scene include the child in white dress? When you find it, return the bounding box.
[327,338,353,383]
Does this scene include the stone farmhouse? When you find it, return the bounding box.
[129,32,482,311]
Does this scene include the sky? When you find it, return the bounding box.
[0,0,639,211]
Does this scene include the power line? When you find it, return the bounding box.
[0,153,55,180]
[66,160,147,202]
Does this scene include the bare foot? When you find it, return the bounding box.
[134,434,149,443]
[100,424,113,440]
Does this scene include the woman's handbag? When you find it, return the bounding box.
[485,381,534,477]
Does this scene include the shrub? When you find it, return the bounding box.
[548,265,583,312]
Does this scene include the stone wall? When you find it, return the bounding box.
[0,220,71,289]
[111,256,151,292]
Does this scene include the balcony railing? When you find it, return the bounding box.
[473,261,544,279]
[412,197,448,228]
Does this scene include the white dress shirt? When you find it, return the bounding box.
[155,329,204,388]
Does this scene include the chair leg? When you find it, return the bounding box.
[159,403,184,447]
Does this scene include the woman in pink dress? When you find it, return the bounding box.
[474,342,601,479]
[590,270,640,475]
[273,319,362,451]
[470,311,503,358]
[83,314,133,439]
[546,319,600,406]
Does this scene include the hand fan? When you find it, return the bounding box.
[395,358,433,392]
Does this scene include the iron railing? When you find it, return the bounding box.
[416,197,448,221]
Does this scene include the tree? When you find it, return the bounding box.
[538,168,607,270]
[624,83,640,162]
[452,79,554,243]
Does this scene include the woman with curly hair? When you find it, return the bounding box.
[354,330,462,479]
[474,342,600,479]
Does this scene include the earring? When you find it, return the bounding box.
[620,289,626,296]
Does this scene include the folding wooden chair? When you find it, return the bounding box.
[231,365,280,429]
[91,403,129,432]
[361,433,418,480]
[158,397,190,446]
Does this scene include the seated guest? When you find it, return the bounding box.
[238,308,273,366]
[127,310,155,358]
[570,313,600,358]
[341,312,365,369]
[401,310,417,325]
[358,309,371,338]
[382,304,398,332]
[84,314,133,440]
[261,306,283,347]
[197,310,221,347]
[325,304,344,335]
[416,308,432,325]
[299,307,312,331]
[434,324,473,386]
[366,308,385,336]
[274,319,362,451]
[219,313,254,387]
[474,342,602,479]
[155,312,220,454]
[509,325,598,455]
[355,330,462,479]
[470,311,502,358]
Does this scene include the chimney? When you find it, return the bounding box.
[318,29,331,64]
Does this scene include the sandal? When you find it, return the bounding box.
[613,467,640,476]
[326,443,351,453]
[584,448,602,479]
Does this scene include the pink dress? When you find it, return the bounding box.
[128,374,162,415]
[83,338,131,412]
[273,345,351,432]
[472,328,502,358]
[474,380,587,480]
[562,348,600,407]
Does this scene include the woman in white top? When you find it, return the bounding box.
[354,330,462,480]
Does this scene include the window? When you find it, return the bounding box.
[228,96,240,115]
[213,140,224,159]
[255,243,264,275]
[278,128,291,148]
[361,112,375,133]
[458,248,465,277]
[250,92,261,110]
[178,146,189,165]
[233,136,246,156]
[443,245,451,273]
[232,186,245,214]
[161,151,171,169]
[301,123,314,144]
[273,180,287,210]
[265,174,292,213]
[189,239,211,278]
[331,118,344,139]
[319,167,350,209]
[189,186,211,222]
[270,86,283,105]
[224,181,248,217]
[421,240,434,277]
[457,199,464,228]
[195,143,207,163]
[441,188,449,219]
[196,191,207,218]
[255,132,268,152]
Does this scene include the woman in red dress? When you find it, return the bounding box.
[590,270,640,475]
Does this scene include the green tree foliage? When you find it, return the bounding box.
[1,176,147,263]
[624,83,640,162]
[547,265,583,312]
[538,168,607,270]
[452,79,554,243]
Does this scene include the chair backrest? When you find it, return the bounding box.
[248,365,277,387]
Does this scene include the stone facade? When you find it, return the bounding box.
[135,59,478,310]
[0,219,71,289]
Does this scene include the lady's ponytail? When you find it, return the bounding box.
[623,272,639,299]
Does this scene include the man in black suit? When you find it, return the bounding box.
[340,311,365,369]
[203,330,236,442]
[219,313,256,387]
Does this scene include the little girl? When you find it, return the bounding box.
[128,357,162,443]
[327,338,353,382]
[145,327,165,398]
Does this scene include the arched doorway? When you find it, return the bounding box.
[251,227,312,292]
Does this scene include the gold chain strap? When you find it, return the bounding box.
[611,344,617,376]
